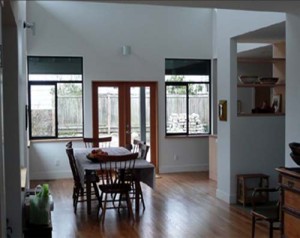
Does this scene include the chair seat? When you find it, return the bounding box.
[84,174,99,183]
[251,206,279,221]
[251,187,280,238]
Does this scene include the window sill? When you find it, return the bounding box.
[21,167,27,191]
[29,137,83,143]
[165,134,210,139]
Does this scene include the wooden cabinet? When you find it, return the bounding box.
[237,42,285,116]
[276,167,300,237]
[236,173,269,206]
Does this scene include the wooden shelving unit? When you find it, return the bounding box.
[238,112,285,117]
[236,173,269,206]
[237,57,285,63]
[276,167,300,237]
[237,42,286,116]
[237,83,285,88]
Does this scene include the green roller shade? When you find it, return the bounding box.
[28,56,83,75]
[165,59,210,75]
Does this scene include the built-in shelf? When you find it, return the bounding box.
[238,112,285,117]
[237,42,286,116]
[237,83,285,88]
[237,57,285,63]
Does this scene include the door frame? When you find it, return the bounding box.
[92,81,158,169]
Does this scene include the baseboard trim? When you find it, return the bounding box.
[30,170,72,180]
[216,188,236,204]
[159,164,208,173]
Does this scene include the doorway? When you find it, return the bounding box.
[92,81,158,167]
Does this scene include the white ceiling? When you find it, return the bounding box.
[237,44,273,58]
[95,0,288,56]
[235,22,285,43]
[93,1,288,41]
[95,1,300,13]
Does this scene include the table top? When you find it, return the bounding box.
[74,147,155,188]
[74,147,154,170]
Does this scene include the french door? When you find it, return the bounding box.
[92,81,158,167]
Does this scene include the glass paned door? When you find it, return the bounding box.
[97,87,119,147]
[130,86,151,161]
[92,81,157,167]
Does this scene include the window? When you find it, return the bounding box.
[28,56,83,139]
[165,59,211,135]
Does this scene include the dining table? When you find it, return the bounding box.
[74,146,156,215]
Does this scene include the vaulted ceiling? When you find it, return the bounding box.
[95,1,300,13]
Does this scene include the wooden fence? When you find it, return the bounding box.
[32,94,209,136]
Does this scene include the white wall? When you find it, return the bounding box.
[26,1,214,179]
[12,0,28,172]
[216,10,285,203]
[2,1,26,236]
[0,4,5,238]
[285,10,300,166]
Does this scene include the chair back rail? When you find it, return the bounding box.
[139,144,150,160]
[251,187,281,238]
[66,141,82,188]
[97,153,139,185]
[132,139,145,153]
[97,152,138,223]
[83,136,112,148]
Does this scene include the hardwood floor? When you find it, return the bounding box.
[30,172,280,238]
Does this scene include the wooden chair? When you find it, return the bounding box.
[251,187,281,238]
[116,141,149,211]
[83,136,112,148]
[132,139,145,153]
[124,143,133,151]
[65,141,100,213]
[139,143,149,160]
[96,152,139,224]
[131,144,149,210]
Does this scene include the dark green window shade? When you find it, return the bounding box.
[165,59,210,75]
[28,56,83,75]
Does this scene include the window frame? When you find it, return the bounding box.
[27,56,84,140]
[165,59,211,136]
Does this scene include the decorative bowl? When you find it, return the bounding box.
[86,155,99,163]
[289,142,300,155]
[259,77,279,85]
[239,75,259,84]
[290,153,300,166]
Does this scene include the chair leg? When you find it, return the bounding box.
[125,192,133,220]
[92,182,100,200]
[72,186,76,201]
[269,222,273,238]
[74,186,80,214]
[97,191,103,217]
[72,187,76,207]
[136,181,145,211]
[252,215,256,238]
[117,193,121,213]
[101,193,107,224]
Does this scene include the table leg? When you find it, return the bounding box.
[86,172,92,215]
[135,178,140,213]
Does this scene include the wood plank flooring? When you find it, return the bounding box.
[30,172,280,238]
